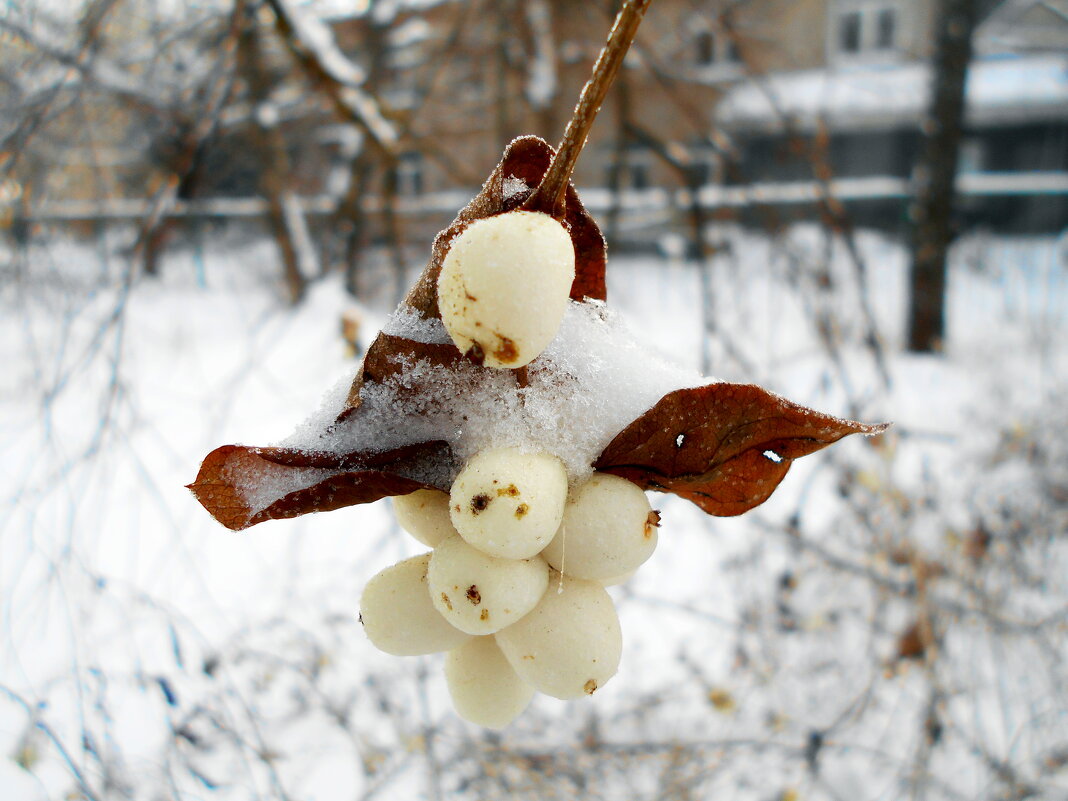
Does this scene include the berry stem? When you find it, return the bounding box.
[523,0,653,219]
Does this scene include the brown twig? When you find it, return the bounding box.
[523,0,653,219]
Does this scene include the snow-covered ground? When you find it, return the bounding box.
[1,223,1066,800]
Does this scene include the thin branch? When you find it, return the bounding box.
[262,0,399,158]
[523,0,653,218]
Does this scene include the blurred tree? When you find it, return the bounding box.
[907,0,980,353]
[237,0,311,304]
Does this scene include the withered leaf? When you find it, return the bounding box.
[896,620,928,662]
[343,135,606,414]
[594,383,889,516]
[188,441,453,531]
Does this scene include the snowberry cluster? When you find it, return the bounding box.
[361,453,659,728]
[358,210,660,727]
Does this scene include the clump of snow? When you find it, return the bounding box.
[381,304,451,344]
[232,461,335,515]
[389,17,431,48]
[274,0,366,87]
[521,300,704,480]
[501,176,529,200]
[279,299,704,487]
[279,371,355,451]
[715,54,1068,132]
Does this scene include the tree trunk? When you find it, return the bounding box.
[906,0,979,353]
[237,4,309,305]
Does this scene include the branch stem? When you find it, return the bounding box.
[524,0,653,218]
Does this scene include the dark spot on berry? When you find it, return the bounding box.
[584,679,598,695]
[515,503,529,519]
[480,609,489,621]
[644,510,661,539]
[471,494,492,514]
[493,335,518,363]
[497,484,520,497]
[466,585,481,605]
[440,593,453,611]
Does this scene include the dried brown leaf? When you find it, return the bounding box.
[896,620,927,661]
[188,441,452,531]
[594,383,889,516]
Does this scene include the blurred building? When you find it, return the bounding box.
[714,0,1068,230]
[12,0,1067,241]
[320,0,1068,236]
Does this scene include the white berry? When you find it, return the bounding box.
[437,210,575,368]
[450,447,568,559]
[445,636,535,729]
[359,553,471,656]
[428,534,549,634]
[495,573,622,700]
[392,488,455,547]
[600,570,636,587]
[541,473,659,580]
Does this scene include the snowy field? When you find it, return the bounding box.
[1,223,1066,800]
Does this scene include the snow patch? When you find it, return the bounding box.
[280,300,704,485]
[381,304,451,344]
[717,54,1068,131]
[502,176,530,200]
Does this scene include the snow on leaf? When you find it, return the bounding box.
[594,383,890,517]
[188,441,451,531]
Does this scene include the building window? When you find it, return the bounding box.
[694,28,740,68]
[608,148,653,191]
[688,157,715,187]
[839,11,862,53]
[958,138,985,174]
[629,161,650,191]
[875,8,897,49]
[832,2,901,59]
[395,152,424,196]
[696,30,715,65]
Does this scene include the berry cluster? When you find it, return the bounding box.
[361,454,660,728]
[359,210,659,727]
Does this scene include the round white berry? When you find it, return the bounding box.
[359,553,471,656]
[541,473,659,580]
[445,636,535,729]
[437,210,575,368]
[428,534,549,635]
[392,488,455,548]
[495,573,622,700]
[449,447,568,559]
[600,570,636,587]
